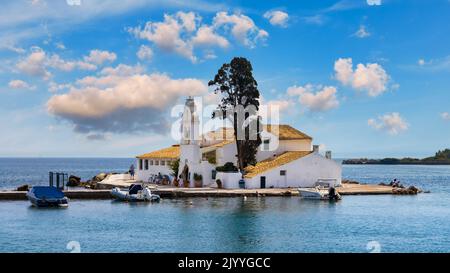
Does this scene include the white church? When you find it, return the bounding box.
[135,97,341,189]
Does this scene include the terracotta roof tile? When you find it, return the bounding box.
[244,151,312,178]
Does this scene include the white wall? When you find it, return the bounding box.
[256,137,312,162]
[245,153,341,189]
[135,158,173,182]
[215,172,242,189]
[216,143,237,166]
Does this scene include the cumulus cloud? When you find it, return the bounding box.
[129,12,200,62]
[16,47,51,79]
[47,66,208,134]
[287,84,339,112]
[48,81,72,93]
[47,54,97,71]
[129,11,266,62]
[8,79,35,90]
[354,25,370,38]
[192,25,229,48]
[263,10,289,27]
[441,112,450,121]
[368,112,408,135]
[15,47,116,80]
[334,58,389,97]
[213,11,268,47]
[83,49,117,65]
[136,45,153,61]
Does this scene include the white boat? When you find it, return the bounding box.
[111,184,160,202]
[298,183,341,201]
[298,187,330,200]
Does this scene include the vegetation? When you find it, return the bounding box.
[216,162,239,172]
[343,149,450,165]
[193,173,203,181]
[209,57,262,171]
[169,158,180,177]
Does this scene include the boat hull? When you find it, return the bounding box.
[298,188,328,200]
[27,194,69,207]
[111,187,160,202]
[26,186,69,208]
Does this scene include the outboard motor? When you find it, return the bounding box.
[328,187,340,201]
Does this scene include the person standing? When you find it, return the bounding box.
[129,164,135,179]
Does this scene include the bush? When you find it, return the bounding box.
[216,162,238,172]
[193,173,202,181]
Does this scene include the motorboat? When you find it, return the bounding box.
[111,183,160,202]
[27,186,69,207]
[298,183,341,201]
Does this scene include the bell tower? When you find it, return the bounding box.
[178,97,202,186]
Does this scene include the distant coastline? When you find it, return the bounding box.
[343,149,450,165]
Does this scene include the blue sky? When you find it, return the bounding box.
[0,0,449,158]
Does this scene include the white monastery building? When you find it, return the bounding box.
[136,97,342,189]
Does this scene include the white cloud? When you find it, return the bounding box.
[136,45,153,61]
[287,84,339,112]
[1,43,26,54]
[367,0,382,6]
[47,54,97,71]
[354,25,370,38]
[15,47,117,79]
[368,112,408,135]
[334,58,389,97]
[48,81,72,93]
[55,42,66,50]
[129,11,266,62]
[47,67,208,134]
[263,10,289,27]
[192,25,229,48]
[441,112,450,121]
[418,59,426,66]
[16,47,51,80]
[213,11,268,47]
[83,49,116,65]
[8,79,35,90]
[129,12,198,62]
[100,64,145,76]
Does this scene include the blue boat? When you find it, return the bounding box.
[26,186,69,207]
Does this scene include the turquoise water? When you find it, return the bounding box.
[0,159,450,253]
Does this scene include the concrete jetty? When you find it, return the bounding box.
[0,183,407,201]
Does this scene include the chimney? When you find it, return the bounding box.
[325,151,332,159]
[313,145,320,153]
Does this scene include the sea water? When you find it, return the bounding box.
[0,159,449,252]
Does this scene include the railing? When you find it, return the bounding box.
[49,172,68,190]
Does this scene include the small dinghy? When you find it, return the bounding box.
[111,183,160,202]
[27,186,69,207]
[298,186,341,201]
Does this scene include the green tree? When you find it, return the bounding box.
[208,57,262,171]
[169,158,180,178]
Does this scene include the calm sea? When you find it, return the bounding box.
[0,158,449,252]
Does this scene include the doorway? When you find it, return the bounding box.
[260,176,266,188]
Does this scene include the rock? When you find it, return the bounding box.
[342,180,360,184]
[16,184,29,191]
[92,173,108,182]
[392,185,421,195]
[67,175,81,187]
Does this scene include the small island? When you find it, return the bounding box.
[343,149,450,165]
